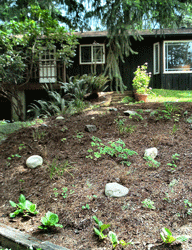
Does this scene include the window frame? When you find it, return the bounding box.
[79,44,105,65]
[163,40,192,74]
[153,42,160,75]
[39,46,57,83]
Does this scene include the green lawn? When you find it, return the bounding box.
[148,89,192,102]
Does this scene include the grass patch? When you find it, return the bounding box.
[148,89,192,102]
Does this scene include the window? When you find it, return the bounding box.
[39,47,57,83]
[80,44,105,64]
[153,42,160,74]
[164,41,192,73]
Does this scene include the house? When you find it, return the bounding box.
[1,28,192,120]
[68,28,192,91]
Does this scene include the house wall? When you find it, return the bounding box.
[67,32,192,91]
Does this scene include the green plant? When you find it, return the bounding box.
[87,137,137,166]
[18,143,26,150]
[167,153,180,170]
[129,112,143,121]
[80,74,109,94]
[49,158,75,179]
[61,138,67,142]
[9,194,38,218]
[169,179,178,192]
[163,193,171,203]
[32,128,47,141]
[108,231,133,249]
[93,216,111,240]
[7,154,21,160]
[160,227,189,244]
[61,126,68,132]
[82,204,90,210]
[184,199,192,215]
[38,211,63,230]
[115,118,135,134]
[171,124,179,135]
[53,188,59,198]
[73,131,84,140]
[62,187,68,198]
[142,198,156,210]
[121,96,134,103]
[132,63,152,94]
[143,156,160,168]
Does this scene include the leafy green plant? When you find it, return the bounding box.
[73,131,84,140]
[32,128,47,141]
[7,154,21,160]
[115,118,135,134]
[82,204,90,210]
[62,187,68,199]
[93,216,111,240]
[49,158,75,179]
[132,63,152,94]
[163,193,171,203]
[129,112,144,121]
[38,211,63,230]
[184,199,192,215]
[167,153,180,170]
[121,96,134,103]
[9,194,38,218]
[87,137,137,166]
[143,156,160,168]
[61,138,67,142]
[79,73,109,94]
[108,231,133,249]
[160,227,189,244]
[53,188,59,198]
[142,198,156,210]
[18,144,26,150]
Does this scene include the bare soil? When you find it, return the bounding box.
[0,97,192,250]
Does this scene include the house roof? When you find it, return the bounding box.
[75,28,192,38]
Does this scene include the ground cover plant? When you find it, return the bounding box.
[0,99,192,249]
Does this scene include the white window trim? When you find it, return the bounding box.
[39,46,57,83]
[153,42,160,75]
[163,40,192,74]
[79,44,105,65]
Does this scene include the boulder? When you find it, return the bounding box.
[26,155,43,169]
[105,182,129,197]
[144,147,158,159]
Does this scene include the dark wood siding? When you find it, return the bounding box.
[67,32,192,90]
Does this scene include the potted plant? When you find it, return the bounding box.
[132,62,152,102]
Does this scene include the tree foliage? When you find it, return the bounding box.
[0,4,78,120]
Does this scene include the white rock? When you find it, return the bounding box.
[105,182,129,197]
[124,110,137,116]
[56,116,64,120]
[26,155,43,169]
[144,147,158,159]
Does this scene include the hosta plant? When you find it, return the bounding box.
[93,216,110,240]
[160,227,189,244]
[108,231,133,249]
[38,211,63,230]
[9,194,38,218]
